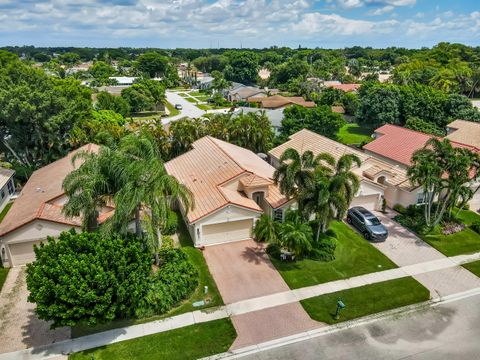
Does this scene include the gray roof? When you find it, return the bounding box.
[233,107,284,128]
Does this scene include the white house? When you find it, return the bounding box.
[0,168,15,213]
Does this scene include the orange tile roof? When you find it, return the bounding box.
[327,83,361,92]
[248,95,315,109]
[239,174,273,188]
[0,144,100,237]
[446,120,480,149]
[165,136,287,223]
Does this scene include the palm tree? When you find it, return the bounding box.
[273,148,317,199]
[298,173,347,242]
[107,133,193,265]
[278,216,313,257]
[253,214,279,243]
[62,147,122,232]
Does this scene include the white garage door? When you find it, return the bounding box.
[469,192,480,212]
[202,219,253,245]
[350,194,380,211]
[8,241,41,266]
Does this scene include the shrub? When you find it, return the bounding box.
[161,235,174,249]
[471,222,480,234]
[324,228,337,239]
[309,235,337,262]
[137,248,198,318]
[161,210,178,235]
[266,243,281,259]
[393,204,406,214]
[381,198,387,213]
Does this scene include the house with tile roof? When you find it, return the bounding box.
[269,129,423,211]
[326,83,361,92]
[0,144,116,267]
[165,136,293,247]
[247,95,316,110]
[446,120,480,149]
[0,168,15,213]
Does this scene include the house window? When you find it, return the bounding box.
[377,176,386,185]
[252,191,264,206]
[7,180,14,195]
[273,208,284,222]
[416,192,425,205]
[0,190,4,199]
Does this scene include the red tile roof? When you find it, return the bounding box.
[363,124,478,166]
[327,83,361,92]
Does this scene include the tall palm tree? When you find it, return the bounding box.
[278,216,313,257]
[253,214,279,243]
[273,148,317,199]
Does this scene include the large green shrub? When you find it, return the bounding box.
[137,248,198,317]
[471,222,480,235]
[161,210,178,235]
[26,231,151,328]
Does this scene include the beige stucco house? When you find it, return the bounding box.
[165,136,293,247]
[0,144,114,267]
[0,167,15,213]
[269,129,422,211]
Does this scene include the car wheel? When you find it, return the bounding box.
[364,232,371,240]
[346,216,352,224]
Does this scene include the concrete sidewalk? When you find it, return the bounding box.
[3,251,480,360]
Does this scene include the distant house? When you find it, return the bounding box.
[248,95,315,110]
[446,120,480,149]
[269,129,420,211]
[0,168,15,213]
[227,86,267,102]
[108,76,137,86]
[331,105,345,114]
[65,62,93,75]
[165,137,292,247]
[326,83,361,93]
[0,144,117,267]
[233,107,285,135]
[196,76,215,90]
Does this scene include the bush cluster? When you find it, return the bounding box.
[161,210,178,235]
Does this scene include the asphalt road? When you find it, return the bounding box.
[240,293,480,360]
[164,90,205,122]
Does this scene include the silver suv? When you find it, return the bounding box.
[346,207,388,242]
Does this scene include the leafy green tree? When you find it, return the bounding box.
[348,58,362,78]
[70,110,127,147]
[135,78,166,108]
[121,84,154,113]
[192,55,227,73]
[26,231,151,328]
[278,214,313,256]
[405,116,444,136]
[169,117,207,157]
[89,61,116,84]
[95,91,131,117]
[135,52,169,78]
[341,92,359,116]
[281,105,345,139]
[269,59,310,87]
[317,87,344,106]
[224,51,259,84]
[0,60,92,169]
[59,52,81,65]
[356,84,402,126]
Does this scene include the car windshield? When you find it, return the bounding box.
[365,217,381,226]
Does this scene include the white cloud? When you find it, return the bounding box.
[369,5,394,16]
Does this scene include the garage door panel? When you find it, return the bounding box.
[202,219,253,245]
[350,194,380,211]
[8,240,41,266]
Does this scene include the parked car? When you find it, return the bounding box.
[346,206,388,242]
[175,104,183,110]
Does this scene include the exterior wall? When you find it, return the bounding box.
[191,205,261,246]
[0,177,15,212]
[384,185,422,208]
[0,220,81,267]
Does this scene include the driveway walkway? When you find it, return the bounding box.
[203,240,320,349]
[371,211,480,297]
[0,267,70,354]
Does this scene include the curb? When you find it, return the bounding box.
[200,286,480,360]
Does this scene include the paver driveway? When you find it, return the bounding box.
[0,267,70,354]
[203,239,321,349]
[370,211,480,297]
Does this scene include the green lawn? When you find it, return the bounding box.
[130,111,164,121]
[336,123,375,145]
[271,221,397,289]
[72,216,223,338]
[463,260,480,277]
[164,101,180,117]
[0,267,9,293]
[419,211,480,257]
[456,209,480,226]
[197,104,211,111]
[301,277,430,324]
[185,97,198,103]
[0,202,12,223]
[69,319,236,360]
[421,229,480,257]
[189,91,203,97]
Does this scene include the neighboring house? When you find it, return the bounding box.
[331,105,345,114]
[233,107,285,135]
[227,86,267,102]
[248,95,315,109]
[95,85,130,96]
[196,76,215,90]
[165,136,293,247]
[65,62,93,75]
[108,76,137,85]
[363,124,480,211]
[0,168,15,212]
[446,120,480,149]
[325,83,361,92]
[269,129,422,211]
[0,144,116,267]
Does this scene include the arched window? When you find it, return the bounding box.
[252,191,264,206]
[377,176,386,185]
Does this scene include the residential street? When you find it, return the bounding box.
[239,293,480,360]
[164,91,205,122]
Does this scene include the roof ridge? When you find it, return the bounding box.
[205,136,248,173]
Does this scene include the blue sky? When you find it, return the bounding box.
[0,0,479,48]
